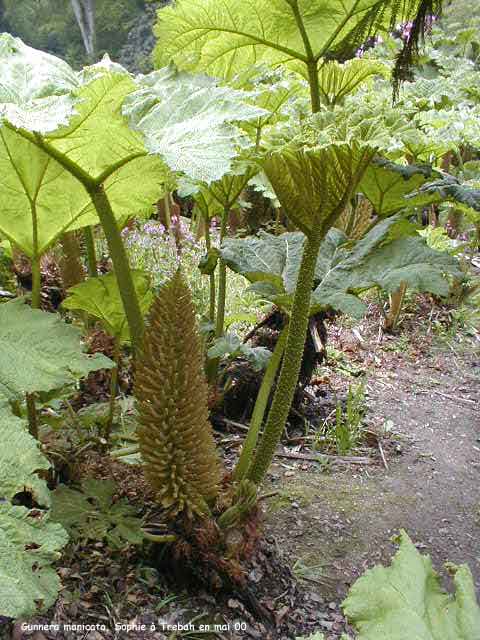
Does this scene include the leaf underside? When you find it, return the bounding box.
[262,143,376,236]
[154,0,429,81]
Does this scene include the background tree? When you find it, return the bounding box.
[70,0,96,61]
[1,0,144,68]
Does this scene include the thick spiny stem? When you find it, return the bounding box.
[87,185,145,352]
[233,326,288,482]
[247,225,324,485]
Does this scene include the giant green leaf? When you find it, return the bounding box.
[298,98,418,157]
[0,57,167,257]
[0,405,68,619]
[358,159,441,216]
[262,143,376,237]
[0,33,79,133]
[0,126,165,257]
[0,126,94,257]
[0,52,160,181]
[48,65,154,178]
[222,228,347,295]
[179,153,261,213]
[0,41,266,256]
[62,271,154,344]
[0,298,113,404]
[40,62,168,220]
[0,406,51,506]
[312,224,463,315]
[222,217,461,318]
[222,227,359,313]
[123,66,267,183]
[154,0,430,81]
[342,530,480,639]
[0,504,68,618]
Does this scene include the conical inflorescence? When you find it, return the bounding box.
[135,270,222,517]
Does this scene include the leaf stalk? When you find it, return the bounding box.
[233,326,288,482]
[247,225,324,484]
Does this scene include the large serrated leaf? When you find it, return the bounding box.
[0,68,167,257]
[153,0,426,81]
[314,221,463,312]
[0,33,79,133]
[123,66,267,183]
[0,298,114,403]
[0,405,67,619]
[0,126,94,257]
[222,217,461,318]
[50,480,143,549]
[342,530,480,640]
[0,407,51,506]
[262,143,376,237]
[40,65,169,221]
[62,271,154,344]
[0,46,167,256]
[221,227,355,312]
[0,504,68,618]
[221,230,304,293]
[0,127,163,257]
[49,68,159,179]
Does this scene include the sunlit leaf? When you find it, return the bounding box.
[0,33,79,133]
[124,65,267,183]
[343,530,480,639]
[63,271,154,344]
[154,0,429,81]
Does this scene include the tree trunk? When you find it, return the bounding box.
[70,0,96,61]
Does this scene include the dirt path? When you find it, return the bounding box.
[264,327,479,633]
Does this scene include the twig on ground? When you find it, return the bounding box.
[274,450,373,465]
[429,389,478,407]
[220,418,250,431]
[378,439,389,471]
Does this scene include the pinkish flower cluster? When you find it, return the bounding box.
[121,217,200,254]
[397,15,437,42]
[355,35,384,58]
[355,15,438,56]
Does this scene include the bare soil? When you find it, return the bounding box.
[265,310,480,638]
